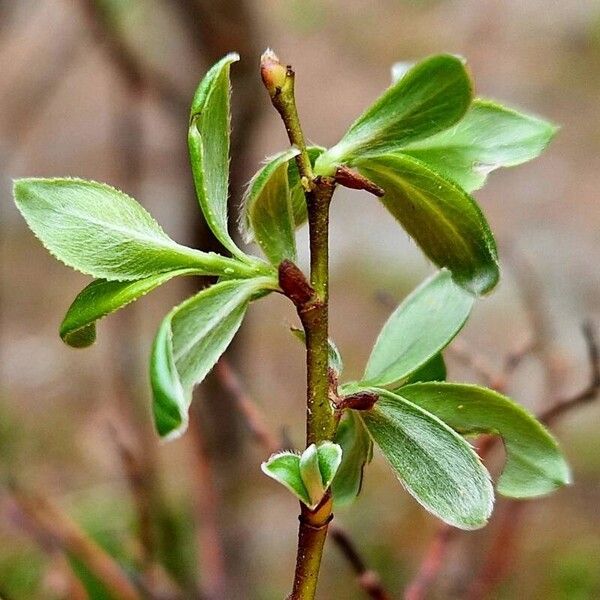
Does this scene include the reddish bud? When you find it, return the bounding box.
[278,260,314,307]
[260,48,288,97]
[337,391,379,411]
[335,166,385,197]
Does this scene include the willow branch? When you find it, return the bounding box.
[214,357,392,600]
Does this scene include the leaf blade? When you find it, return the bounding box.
[332,411,373,506]
[315,55,472,174]
[60,270,197,348]
[362,270,472,388]
[402,99,558,192]
[360,389,493,529]
[150,277,275,439]
[13,178,253,281]
[241,148,299,264]
[398,382,571,497]
[188,53,244,258]
[354,153,499,295]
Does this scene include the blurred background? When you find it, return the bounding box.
[1,1,599,598]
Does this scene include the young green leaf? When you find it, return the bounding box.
[151,277,276,439]
[290,327,343,376]
[315,441,343,492]
[332,411,373,505]
[402,99,558,192]
[262,443,342,510]
[354,154,499,295]
[188,53,246,260]
[362,270,472,389]
[60,270,197,348]
[240,148,299,264]
[360,389,494,529]
[315,55,472,175]
[288,146,325,228]
[261,451,311,507]
[13,178,260,281]
[299,444,326,506]
[399,382,571,497]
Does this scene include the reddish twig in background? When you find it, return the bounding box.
[330,527,392,600]
[404,321,600,600]
[5,484,142,600]
[215,357,394,600]
[188,408,228,600]
[404,526,454,600]
[465,321,600,600]
[214,360,281,454]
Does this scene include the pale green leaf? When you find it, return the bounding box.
[150,277,276,439]
[13,178,258,281]
[315,55,472,175]
[241,148,299,264]
[399,382,571,498]
[332,411,373,505]
[362,270,472,388]
[315,441,343,491]
[354,154,499,295]
[360,389,493,529]
[60,270,197,348]
[299,444,325,506]
[262,443,342,510]
[188,53,245,259]
[261,452,311,506]
[290,327,343,375]
[402,99,558,192]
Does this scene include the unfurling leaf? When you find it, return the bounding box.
[262,442,342,509]
[241,148,299,264]
[332,411,373,505]
[399,382,571,497]
[315,55,472,175]
[360,389,493,529]
[188,53,246,260]
[13,178,259,281]
[354,154,499,295]
[151,277,276,439]
[402,99,558,192]
[290,328,343,376]
[362,270,472,389]
[60,270,197,348]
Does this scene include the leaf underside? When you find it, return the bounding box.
[354,154,499,295]
[360,389,494,530]
[399,382,571,497]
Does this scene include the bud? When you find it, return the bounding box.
[335,165,385,197]
[336,391,379,411]
[260,48,288,97]
[278,259,314,307]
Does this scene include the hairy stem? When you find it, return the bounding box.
[262,50,336,599]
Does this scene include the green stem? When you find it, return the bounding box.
[262,51,336,599]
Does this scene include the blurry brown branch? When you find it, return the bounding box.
[78,0,186,113]
[6,484,142,600]
[109,426,156,570]
[466,320,600,600]
[214,357,393,600]
[214,360,281,454]
[404,320,600,600]
[330,527,392,600]
[188,409,228,600]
